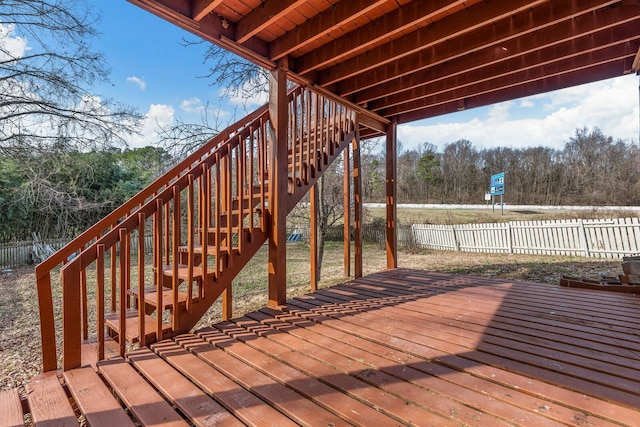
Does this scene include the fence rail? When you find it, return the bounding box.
[4,218,638,269]
[412,217,640,258]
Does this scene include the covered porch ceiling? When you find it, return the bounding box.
[130,0,640,137]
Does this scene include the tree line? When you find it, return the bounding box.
[0,146,172,240]
[361,127,640,206]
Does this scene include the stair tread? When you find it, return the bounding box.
[162,264,204,280]
[105,309,172,343]
[130,286,195,308]
[64,367,135,427]
[182,244,239,255]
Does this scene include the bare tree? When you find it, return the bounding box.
[0,0,139,156]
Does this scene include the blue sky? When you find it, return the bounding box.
[89,1,639,151]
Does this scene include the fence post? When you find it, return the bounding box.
[506,223,513,253]
[579,219,591,257]
[452,225,460,252]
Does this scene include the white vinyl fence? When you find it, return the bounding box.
[412,217,640,258]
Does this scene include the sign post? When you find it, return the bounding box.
[490,172,505,215]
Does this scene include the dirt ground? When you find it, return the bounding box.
[0,242,626,392]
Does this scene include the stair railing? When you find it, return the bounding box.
[39,83,357,371]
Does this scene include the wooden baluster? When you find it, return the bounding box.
[118,228,128,357]
[164,200,170,267]
[96,244,105,362]
[225,150,232,267]
[36,271,57,371]
[81,246,88,340]
[155,199,163,342]
[201,163,210,297]
[214,153,221,277]
[305,90,312,182]
[238,136,244,254]
[137,213,146,348]
[248,127,254,231]
[298,93,304,186]
[186,175,195,313]
[110,226,117,313]
[259,119,267,232]
[171,186,180,331]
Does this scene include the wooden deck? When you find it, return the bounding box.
[5,269,640,426]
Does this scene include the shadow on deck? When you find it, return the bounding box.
[5,268,640,426]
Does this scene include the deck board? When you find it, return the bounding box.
[26,372,77,427]
[0,389,25,427]
[11,269,640,426]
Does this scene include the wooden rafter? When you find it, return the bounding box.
[270,0,391,61]
[313,0,551,85]
[358,8,640,106]
[236,0,307,44]
[192,0,223,21]
[371,20,640,114]
[396,59,632,124]
[294,0,475,75]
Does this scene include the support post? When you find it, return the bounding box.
[343,148,351,277]
[385,121,398,269]
[310,183,318,291]
[352,122,363,278]
[268,64,288,308]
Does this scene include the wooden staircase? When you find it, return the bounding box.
[43,85,357,370]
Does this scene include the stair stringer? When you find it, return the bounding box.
[168,228,269,335]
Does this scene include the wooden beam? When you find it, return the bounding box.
[380,42,637,118]
[352,123,363,279]
[343,148,351,277]
[315,0,550,85]
[369,15,640,111]
[357,2,640,105]
[310,184,318,292]
[337,0,625,96]
[294,0,473,74]
[385,122,397,270]
[268,65,289,308]
[236,0,304,44]
[269,0,390,61]
[396,59,631,124]
[192,0,223,21]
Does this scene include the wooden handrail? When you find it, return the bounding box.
[35,104,270,371]
[42,84,359,371]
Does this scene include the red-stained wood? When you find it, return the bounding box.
[16,269,640,426]
[127,348,242,427]
[98,358,188,427]
[64,367,135,427]
[309,183,318,291]
[0,389,24,427]
[27,372,77,427]
[267,65,288,308]
[151,340,299,427]
[351,124,363,278]
[385,122,398,269]
[343,147,351,277]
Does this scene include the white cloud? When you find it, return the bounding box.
[126,76,147,91]
[398,75,639,151]
[126,104,174,148]
[0,24,28,61]
[180,97,205,114]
